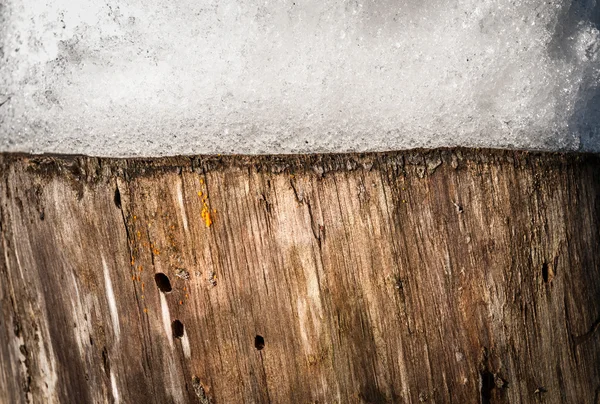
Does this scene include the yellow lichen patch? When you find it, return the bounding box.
[201,202,213,227]
[143,308,148,313]
[153,248,160,256]
[197,176,214,227]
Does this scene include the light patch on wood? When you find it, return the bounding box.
[10,231,24,280]
[70,273,86,357]
[102,256,121,341]
[296,297,310,350]
[110,371,120,404]
[166,359,185,404]
[181,331,191,359]
[36,328,58,401]
[160,292,173,347]
[295,247,324,347]
[176,181,189,232]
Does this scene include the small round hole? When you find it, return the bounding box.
[154,273,172,293]
[172,320,184,339]
[255,335,265,351]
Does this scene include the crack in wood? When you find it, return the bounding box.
[573,315,600,347]
[289,178,303,204]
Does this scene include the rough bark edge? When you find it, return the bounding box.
[1,147,598,181]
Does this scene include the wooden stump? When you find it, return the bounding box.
[0,149,599,403]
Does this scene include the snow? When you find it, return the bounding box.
[0,0,599,156]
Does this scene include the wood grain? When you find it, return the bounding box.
[0,149,599,403]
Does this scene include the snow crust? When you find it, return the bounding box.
[1,0,599,156]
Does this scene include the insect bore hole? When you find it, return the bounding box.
[541,261,555,283]
[114,187,121,209]
[480,370,494,404]
[255,335,265,351]
[172,320,184,339]
[154,273,172,293]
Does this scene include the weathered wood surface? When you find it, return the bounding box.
[0,149,599,403]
